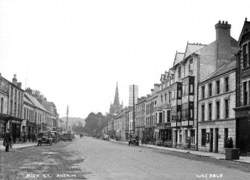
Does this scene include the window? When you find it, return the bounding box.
[190,107,193,119]
[189,83,194,94]
[243,44,248,68]
[248,42,250,65]
[201,104,205,121]
[178,67,181,78]
[179,130,182,143]
[224,128,228,148]
[165,93,167,101]
[167,110,171,122]
[216,101,220,119]
[189,59,193,73]
[209,83,212,97]
[178,89,182,98]
[201,86,205,99]
[190,129,195,144]
[0,98,3,113]
[243,81,248,106]
[225,77,229,92]
[159,112,163,124]
[208,103,212,120]
[161,94,163,102]
[201,129,206,146]
[225,99,229,118]
[169,92,171,103]
[216,80,220,94]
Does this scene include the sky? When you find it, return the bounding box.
[0,0,249,118]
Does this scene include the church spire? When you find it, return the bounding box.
[114,82,120,105]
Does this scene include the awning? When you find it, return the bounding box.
[0,113,23,122]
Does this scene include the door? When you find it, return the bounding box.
[215,128,219,153]
[209,128,213,152]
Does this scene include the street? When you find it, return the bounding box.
[1,137,250,180]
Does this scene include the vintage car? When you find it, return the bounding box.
[37,132,53,146]
[128,136,139,146]
[49,131,59,143]
[102,134,109,141]
[60,133,73,141]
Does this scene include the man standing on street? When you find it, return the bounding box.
[3,129,12,152]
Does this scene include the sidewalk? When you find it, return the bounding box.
[0,140,37,151]
[109,139,250,164]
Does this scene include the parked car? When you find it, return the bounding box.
[49,131,59,143]
[103,134,109,141]
[128,136,139,146]
[60,133,73,141]
[37,132,53,146]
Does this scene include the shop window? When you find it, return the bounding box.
[224,128,228,148]
[201,129,206,146]
[179,130,182,143]
[190,129,195,144]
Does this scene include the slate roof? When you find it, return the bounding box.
[184,42,206,58]
[173,52,184,66]
[238,18,250,44]
[25,93,48,112]
[202,60,236,82]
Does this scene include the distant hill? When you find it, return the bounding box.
[61,117,85,127]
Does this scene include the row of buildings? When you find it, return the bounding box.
[0,74,59,143]
[104,18,250,156]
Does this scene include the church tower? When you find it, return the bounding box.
[109,82,123,114]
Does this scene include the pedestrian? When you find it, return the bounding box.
[3,129,12,152]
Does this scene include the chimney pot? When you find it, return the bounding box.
[245,17,248,22]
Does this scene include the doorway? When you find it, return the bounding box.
[214,128,219,153]
[209,128,213,152]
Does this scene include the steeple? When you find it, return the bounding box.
[113,82,120,105]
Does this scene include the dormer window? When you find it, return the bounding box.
[243,44,248,69]
[178,67,181,78]
[189,59,193,74]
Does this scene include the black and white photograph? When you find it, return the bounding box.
[0,0,250,179]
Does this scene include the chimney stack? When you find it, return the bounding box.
[17,82,22,88]
[12,74,17,85]
[215,20,232,67]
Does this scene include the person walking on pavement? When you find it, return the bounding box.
[3,129,12,152]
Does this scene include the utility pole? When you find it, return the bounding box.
[66,105,69,132]
[132,84,135,135]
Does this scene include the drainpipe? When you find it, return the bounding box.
[196,54,200,151]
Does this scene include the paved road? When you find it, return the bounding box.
[67,137,250,180]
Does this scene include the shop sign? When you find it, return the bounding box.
[11,120,21,124]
